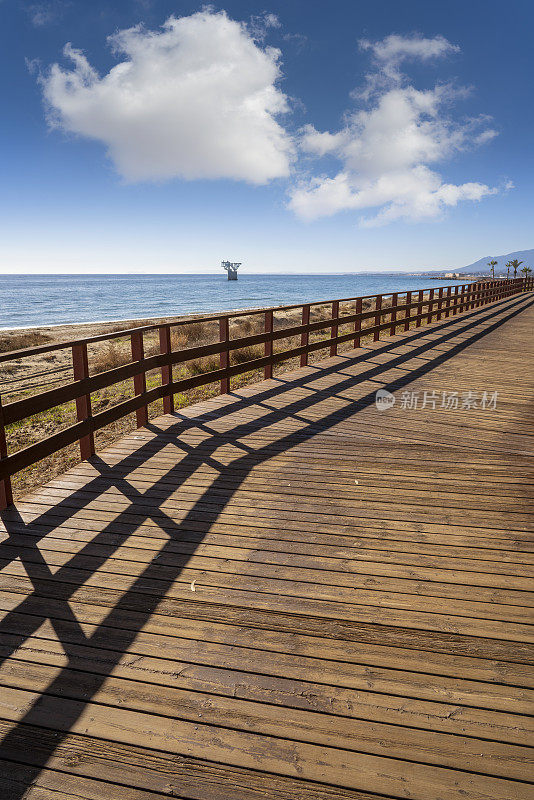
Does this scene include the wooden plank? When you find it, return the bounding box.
[2,596,532,688]
[3,540,533,607]
[131,329,148,427]
[0,292,532,800]
[0,686,532,800]
[0,721,409,800]
[0,661,532,779]
[71,342,95,461]
[2,630,534,738]
[0,758,176,800]
[0,397,12,510]
[4,531,533,591]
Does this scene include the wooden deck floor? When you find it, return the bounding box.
[0,292,533,800]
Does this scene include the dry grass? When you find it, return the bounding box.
[0,331,52,353]
[231,345,264,365]
[90,341,133,374]
[108,319,153,333]
[187,355,220,375]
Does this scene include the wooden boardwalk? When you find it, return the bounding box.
[0,291,533,800]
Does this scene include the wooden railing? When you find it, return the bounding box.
[0,277,532,509]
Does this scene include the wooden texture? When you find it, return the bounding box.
[71,342,95,461]
[0,291,533,799]
[159,325,174,415]
[131,330,148,428]
[0,399,12,509]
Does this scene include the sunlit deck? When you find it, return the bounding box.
[0,291,533,800]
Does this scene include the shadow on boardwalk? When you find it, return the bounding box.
[0,293,532,798]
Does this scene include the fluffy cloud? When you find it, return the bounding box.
[289,34,498,224]
[360,33,458,79]
[39,22,502,225]
[40,10,293,184]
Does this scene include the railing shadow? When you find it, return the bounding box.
[0,292,531,797]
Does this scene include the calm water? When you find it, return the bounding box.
[0,273,466,330]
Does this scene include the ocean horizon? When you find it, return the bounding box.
[1,272,468,330]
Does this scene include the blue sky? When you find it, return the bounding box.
[1,0,532,273]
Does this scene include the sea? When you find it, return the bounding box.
[0,273,468,330]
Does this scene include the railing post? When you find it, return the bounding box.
[353,298,362,348]
[219,317,230,394]
[470,282,477,310]
[330,300,339,356]
[427,289,435,324]
[444,286,452,317]
[374,295,382,341]
[416,290,424,327]
[159,325,174,414]
[436,287,444,321]
[264,310,273,379]
[404,292,411,331]
[0,397,13,510]
[131,330,148,427]
[390,293,398,335]
[300,304,310,367]
[453,285,459,315]
[72,342,95,461]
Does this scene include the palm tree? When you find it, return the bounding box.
[520,265,532,278]
[509,259,523,278]
[487,259,498,279]
[505,261,511,279]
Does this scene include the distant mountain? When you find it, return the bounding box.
[455,249,534,275]
[419,249,534,276]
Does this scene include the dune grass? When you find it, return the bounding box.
[0,331,52,353]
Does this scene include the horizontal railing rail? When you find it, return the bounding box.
[1,277,532,508]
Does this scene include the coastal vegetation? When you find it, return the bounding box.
[487,259,497,278]
[2,298,388,498]
[507,258,523,278]
[0,331,52,353]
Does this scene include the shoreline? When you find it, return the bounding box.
[0,275,479,334]
[0,308,257,335]
[0,281,478,336]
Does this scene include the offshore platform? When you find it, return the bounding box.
[221,260,241,281]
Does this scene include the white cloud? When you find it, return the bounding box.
[360,33,459,70]
[39,10,293,184]
[289,34,500,225]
